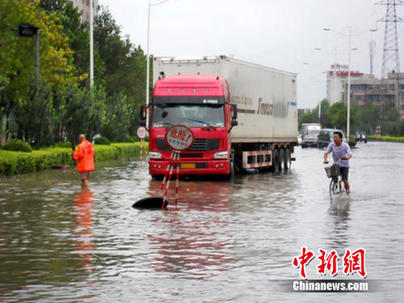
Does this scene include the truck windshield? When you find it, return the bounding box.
[151,104,225,128]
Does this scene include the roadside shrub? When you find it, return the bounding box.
[0,142,145,176]
[123,135,135,143]
[55,141,72,148]
[2,139,32,152]
[368,135,404,143]
[94,136,111,145]
[348,137,357,147]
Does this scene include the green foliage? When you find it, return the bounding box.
[298,109,318,129]
[0,142,144,176]
[328,102,347,131]
[101,93,132,141]
[15,83,56,148]
[2,139,32,152]
[368,135,404,143]
[54,141,72,148]
[94,7,147,133]
[123,135,135,142]
[0,2,147,147]
[94,136,111,145]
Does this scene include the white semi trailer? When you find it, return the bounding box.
[149,55,298,174]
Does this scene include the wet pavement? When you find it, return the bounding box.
[0,142,403,302]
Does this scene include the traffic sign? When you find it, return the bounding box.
[165,125,194,151]
[136,126,147,140]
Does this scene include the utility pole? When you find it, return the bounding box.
[369,40,376,75]
[89,0,94,90]
[146,0,151,128]
[145,0,169,128]
[347,26,352,139]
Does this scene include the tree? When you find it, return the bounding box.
[298,109,318,130]
[0,0,78,144]
[328,102,347,131]
[40,0,105,86]
[319,99,332,128]
[15,83,56,147]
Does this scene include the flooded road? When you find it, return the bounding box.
[0,142,403,302]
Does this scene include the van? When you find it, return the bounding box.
[317,129,345,148]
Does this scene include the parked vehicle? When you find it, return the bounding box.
[300,123,320,148]
[141,56,298,178]
[301,123,321,135]
[317,128,346,148]
[297,134,303,145]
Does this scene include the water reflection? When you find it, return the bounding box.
[147,179,233,279]
[72,189,94,272]
[327,195,351,251]
[146,179,233,211]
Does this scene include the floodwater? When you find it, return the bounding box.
[0,142,403,302]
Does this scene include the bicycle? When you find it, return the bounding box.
[324,161,344,196]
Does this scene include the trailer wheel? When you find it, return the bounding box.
[270,149,281,173]
[283,149,291,170]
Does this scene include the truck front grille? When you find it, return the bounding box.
[156,138,220,151]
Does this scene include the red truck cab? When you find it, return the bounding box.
[142,74,237,178]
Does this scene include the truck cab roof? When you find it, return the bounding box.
[153,74,227,97]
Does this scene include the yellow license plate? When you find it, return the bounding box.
[181,163,196,169]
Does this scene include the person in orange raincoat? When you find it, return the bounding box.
[73,134,95,188]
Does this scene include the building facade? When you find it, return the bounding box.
[70,0,99,22]
[346,72,404,118]
[326,64,363,105]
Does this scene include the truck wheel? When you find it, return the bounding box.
[224,159,235,180]
[151,175,163,181]
[278,148,284,171]
[270,149,281,173]
[283,149,291,170]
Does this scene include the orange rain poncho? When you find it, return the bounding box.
[73,140,95,172]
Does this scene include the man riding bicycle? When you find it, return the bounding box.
[323,132,352,194]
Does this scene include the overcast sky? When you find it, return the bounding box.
[100,0,404,108]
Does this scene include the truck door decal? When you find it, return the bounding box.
[257,98,273,116]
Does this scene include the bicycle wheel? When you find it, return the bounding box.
[338,180,345,194]
[329,179,336,196]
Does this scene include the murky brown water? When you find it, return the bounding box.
[0,142,403,302]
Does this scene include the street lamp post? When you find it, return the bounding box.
[145,0,169,129]
[323,27,353,138]
[323,27,376,138]
[145,0,152,129]
[90,0,94,90]
[347,26,352,139]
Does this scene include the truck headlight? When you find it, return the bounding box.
[213,151,228,159]
[149,151,162,159]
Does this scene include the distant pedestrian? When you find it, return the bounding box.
[323,132,352,194]
[73,134,95,188]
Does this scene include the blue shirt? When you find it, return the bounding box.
[325,142,352,168]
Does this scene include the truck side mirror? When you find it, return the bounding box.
[231,104,238,120]
[229,104,238,130]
